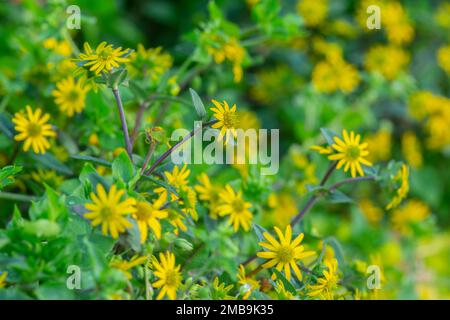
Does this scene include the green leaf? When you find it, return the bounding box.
[71,154,111,167]
[189,88,207,119]
[320,128,338,146]
[112,151,135,183]
[30,153,72,175]
[0,165,22,190]
[327,189,353,204]
[22,219,61,238]
[253,224,269,242]
[108,68,129,88]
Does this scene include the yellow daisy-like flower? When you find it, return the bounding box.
[308,258,339,300]
[110,255,147,280]
[12,106,56,154]
[237,264,260,300]
[210,100,239,144]
[152,251,182,300]
[84,184,136,238]
[257,225,315,281]
[165,164,190,190]
[310,145,333,155]
[212,277,235,300]
[297,0,328,27]
[167,209,187,235]
[391,200,430,235]
[132,193,168,243]
[195,173,221,219]
[437,45,450,75]
[77,42,131,75]
[364,45,410,80]
[217,185,253,232]
[52,77,89,117]
[386,164,409,210]
[0,272,7,288]
[328,130,372,178]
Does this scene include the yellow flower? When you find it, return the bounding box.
[179,186,198,221]
[312,58,360,94]
[257,225,315,281]
[212,277,234,300]
[30,169,64,188]
[401,131,423,169]
[218,185,253,232]
[365,128,391,162]
[308,258,339,300]
[167,209,187,235]
[437,45,450,75]
[386,164,409,210]
[110,255,147,279]
[195,173,221,219]
[210,99,239,144]
[328,130,372,178]
[84,184,136,238]
[43,38,72,57]
[77,42,131,75]
[358,199,384,225]
[132,194,168,243]
[275,280,295,300]
[383,2,414,45]
[237,264,260,300]
[297,0,328,27]
[128,44,173,80]
[391,200,430,235]
[208,37,245,82]
[52,77,89,117]
[365,45,409,80]
[12,106,56,154]
[88,133,99,146]
[267,193,297,228]
[152,251,182,300]
[435,3,450,29]
[165,164,191,190]
[310,145,333,155]
[0,272,7,288]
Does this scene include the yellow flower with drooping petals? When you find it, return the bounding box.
[12,106,56,154]
[257,225,315,281]
[110,255,147,279]
[237,264,260,300]
[308,258,339,300]
[195,173,221,219]
[84,184,136,238]
[152,251,182,300]
[132,193,168,243]
[386,164,409,210]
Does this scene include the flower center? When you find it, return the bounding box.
[277,246,294,263]
[347,145,360,160]
[231,198,245,213]
[67,89,80,102]
[99,205,115,219]
[222,111,238,128]
[98,47,114,60]
[165,269,179,287]
[27,123,42,137]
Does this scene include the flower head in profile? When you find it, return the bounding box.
[308,258,339,300]
[76,42,131,75]
[386,164,409,210]
[212,277,234,300]
[132,193,168,243]
[52,77,90,117]
[12,106,56,154]
[84,184,136,238]
[391,200,430,235]
[167,209,187,235]
[110,255,147,280]
[237,264,260,300]
[218,185,253,232]
[195,173,221,219]
[257,225,315,281]
[328,130,372,178]
[210,100,239,145]
[152,251,182,300]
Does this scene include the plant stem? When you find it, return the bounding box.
[0,192,38,202]
[144,120,217,176]
[140,140,156,175]
[130,101,149,146]
[112,88,133,159]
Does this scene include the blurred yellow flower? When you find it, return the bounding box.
[437,45,450,75]
[365,128,391,162]
[218,185,253,232]
[358,199,384,225]
[237,264,260,300]
[386,164,409,210]
[312,58,360,94]
[195,173,221,219]
[0,272,7,288]
[297,0,328,27]
[391,200,430,235]
[152,251,182,300]
[52,77,89,117]
[257,225,315,281]
[365,45,409,80]
[208,37,245,82]
[435,3,450,29]
[128,44,172,80]
[267,192,297,228]
[12,106,56,154]
[167,209,187,235]
[401,131,423,169]
[110,255,147,279]
[43,38,72,57]
[84,184,136,238]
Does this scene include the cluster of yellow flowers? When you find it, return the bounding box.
[408,91,450,150]
[297,0,328,27]
[207,36,246,83]
[364,45,410,80]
